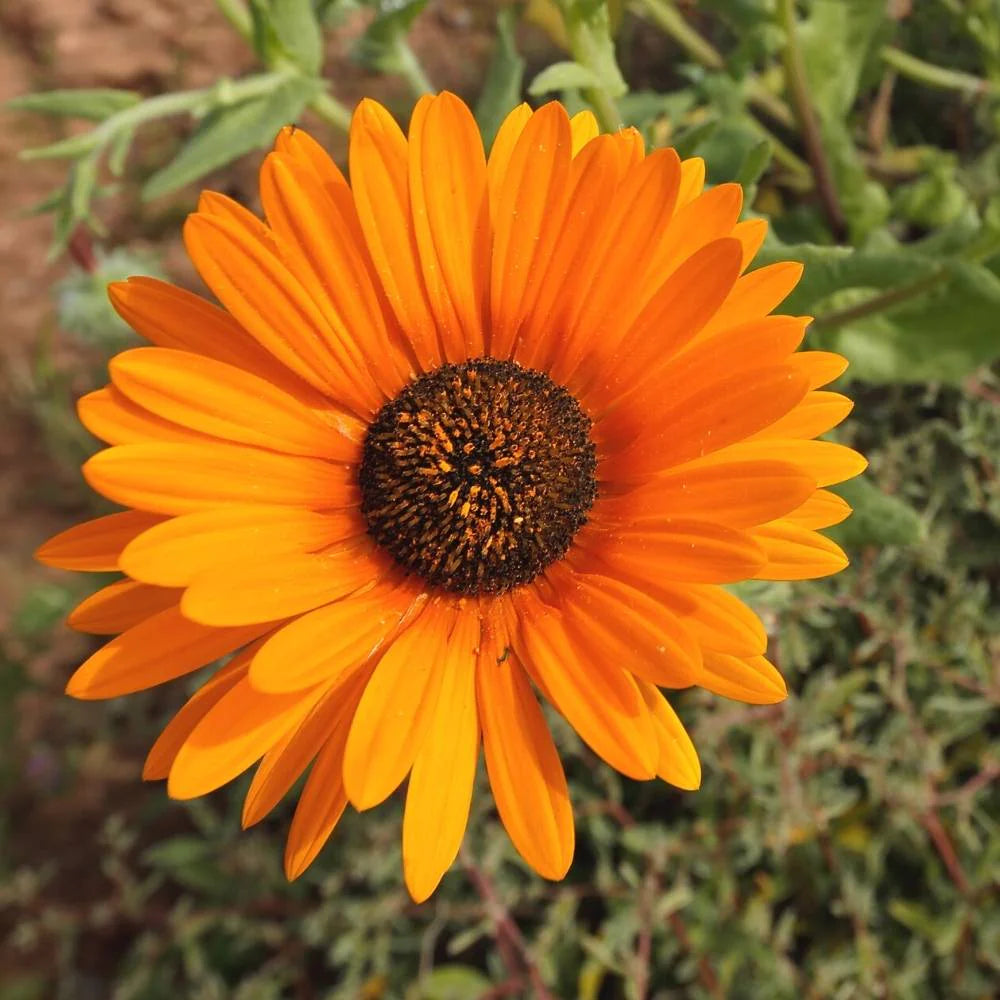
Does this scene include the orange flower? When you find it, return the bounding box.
[38,93,866,902]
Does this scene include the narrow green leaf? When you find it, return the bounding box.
[737,138,773,188]
[20,132,102,161]
[353,0,428,75]
[529,60,603,96]
[476,7,526,150]
[142,74,321,201]
[268,0,325,75]
[829,478,924,548]
[5,88,140,121]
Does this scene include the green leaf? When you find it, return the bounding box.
[829,478,924,548]
[142,74,321,200]
[20,132,101,161]
[6,87,140,120]
[558,0,628,97]
[796,0,887,122]
[476,7,526,149]
[736,138,773,188]
[795,0,891,241]
[353,0,428,76]
[528,60,603,96]
[252,0,324,75]
[759,240,1000,383]
[417,966,492,1000]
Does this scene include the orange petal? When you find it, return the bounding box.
[487,103,532,207]
[284,704,359,880]
[513,589,658,779]
[108,277,320,399]
[732,218,768,271]
[602,459,816,529]
[751,390,853,440]
[143,650,253,780]
[78,386,214,446]
[698,261,804,341]
[577,234,740,407]
[645,183,743,289]
[552,149,683,387]
[402,611,480,902]
[83,442,358,515]
[36,510,165,572]
[250,584,423,692]
[653,582,767,657]
[260,151,410,399]
[181,545,385,627]
[699,650,787,704]
[789,350,849,389]
[636,681,701,789]
[569,109,600,153]
[343,601,451,810]
[477,621,574,880]
[243,667,369,828]
[577,518,767,585]
[548,565,701,688]
[274,124,349,190]
[66,607,269,699]
[68,580,181,634]
[717,439,868,487]
[408,92,489,361]
[488,102,572,360]
[120,505,363,588]
[752,520,849,579]
[110,347,360,461]
[601,313,807,422]
[513,135,626,373]
[676,157,705,207]
[602,365,810,476]
[183,212,377,414]
[349,99,441,371]
[167,675,324,800]
[784,489,852,529]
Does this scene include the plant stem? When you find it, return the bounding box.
[393,35,435,96]
[214,0,254,43]
[776,0,846,240]
[564,10,624,131]
[810,272,947,333]
[812,231,1000,333]
[881,45,995,96]
[309,89,353,131]
[638,0,722,69]
[634,0,795,128]
[460,848,553,1000]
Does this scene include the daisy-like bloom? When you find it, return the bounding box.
[38,93,866,902]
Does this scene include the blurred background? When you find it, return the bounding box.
[1,1,998,998]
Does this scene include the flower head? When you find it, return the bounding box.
[38,93,866,901]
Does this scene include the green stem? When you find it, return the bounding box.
[213,0,254,43]
[637,0,723,69]
[309,89,353,131]
[565,16,624,131]
[881,45,995,96]
[393,35,435,97]
[812,232,1000,333]
[811,272,948,333]
[777,0,846,240]
[21,71,296,162]
[633,0,795,127]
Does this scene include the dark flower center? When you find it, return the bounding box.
[359,358,597,596]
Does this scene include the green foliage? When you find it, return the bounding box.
[4,1,1000,998]
[475,7,526,149]
[142,74,323,200]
